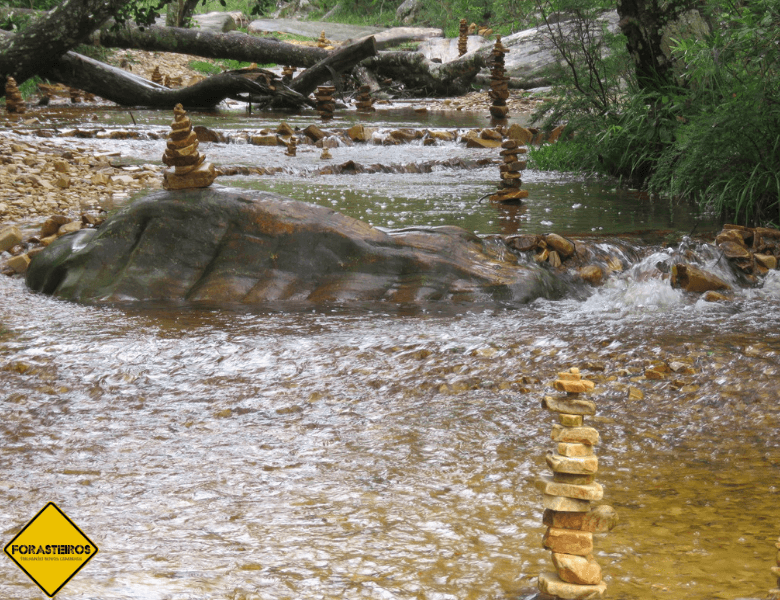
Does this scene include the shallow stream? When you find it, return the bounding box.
[1,104,778,600]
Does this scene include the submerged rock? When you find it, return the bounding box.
[26,187,560,307]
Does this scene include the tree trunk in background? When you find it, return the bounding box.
[165,0,201,27]
[45,50,311,108]
[616,0,709,89]
[95,24,330,68]
[289,35,378,97]
[0,0,133,87]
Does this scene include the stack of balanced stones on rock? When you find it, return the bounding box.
[770,535,780,600]
[458,19,468,56]
[355,85,375,111]
[5,77,25,114]
[536,367,618,599]
[162,104,216,190]
[315,86,336,120]
[489,36,510,120]
[489,140,528,203]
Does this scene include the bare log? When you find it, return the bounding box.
[0,0,133,86]
[44,50,311,108]
[365,50,485,96]
[289,35,378,97]
[94,24,331,68]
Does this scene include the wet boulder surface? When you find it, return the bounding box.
[26,186,560,308]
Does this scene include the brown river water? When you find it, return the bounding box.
[1,105,779,600]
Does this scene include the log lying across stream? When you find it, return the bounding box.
[28,33,378,109]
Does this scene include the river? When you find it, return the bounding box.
[1,104,779,600]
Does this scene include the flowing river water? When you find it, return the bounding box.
[1,105,779,600]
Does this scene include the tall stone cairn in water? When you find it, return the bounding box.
[315,86,336,120]
[458,19,469,56]
[489,140,528,203]
[770,536,780,600]
[162,104,216,190]
[5,77,25,114]
[536,367,618,600]
[489,36,510,119]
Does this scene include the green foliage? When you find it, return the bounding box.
[531,0,780,226]
[18,75,42,100]
[189,58,261,74]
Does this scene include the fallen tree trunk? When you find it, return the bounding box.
[365,50,485,96]
[0,0,132,86]
[289,35,378,97]
[44,50,311,108]
[94,23,331,68]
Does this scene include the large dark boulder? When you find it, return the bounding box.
[26,187,560,307]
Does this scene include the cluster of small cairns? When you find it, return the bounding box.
[489,37,510,120]
[769,535,780,600]
[315,86,336,120]
[1,212,104,276]
[164,75,183,88]
[5,77,26,115]
[671,223,780,300]
[458,19,469,57]
[162,104,216,190]
[354,85,375,111]
[537,367,618,599]
[489,139,528,203]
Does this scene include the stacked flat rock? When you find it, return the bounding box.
[281,65,296,82]
[489,36,510,119]
[162,103,216,190]
[5,77,25,114]
[770,536,780,600]
[69,88,82,104]
[151,66,164,86]
[536,367,618,600]
[355,85,375,111]
[285,136,297,157]
[458,19,468,57]
[83,91,96,102]
[315,86,336,120]
[489,139,528,203]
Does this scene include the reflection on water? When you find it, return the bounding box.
[2,106,777,600]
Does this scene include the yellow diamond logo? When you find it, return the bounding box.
[4,502,99,597]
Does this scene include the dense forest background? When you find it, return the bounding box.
[2,0,779,226]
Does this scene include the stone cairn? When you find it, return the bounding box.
[320,147,332,160]
[354,85,375,111]
[489,139,528,203]
[315,86,336,121]
[281,65,296,83]
[489,36,510,120]
[285,135,297,157]
[5,77,25,114]
[151,66,164,86]
[536,367,618,600]
[317,30,328,48]
[69,87,82,104]
[458,19,468,57]
[770,536,780,600]
[162,103,216,190]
